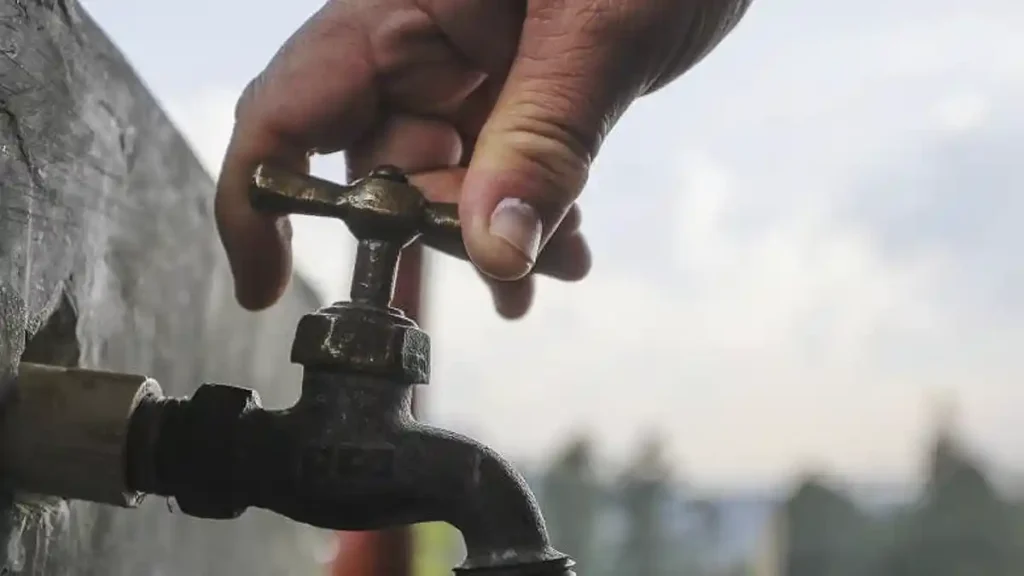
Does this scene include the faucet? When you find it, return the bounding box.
[1,165,575,575]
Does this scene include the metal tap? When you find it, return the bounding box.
[107,165,575,575]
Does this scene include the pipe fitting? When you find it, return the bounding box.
[127,383,261,519]
[0,363,160,507]
[123,364,573,574]
[289,302,430,384]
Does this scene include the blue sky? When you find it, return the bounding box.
[81,0,1024,489]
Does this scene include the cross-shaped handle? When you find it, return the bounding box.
[249,164,461,308]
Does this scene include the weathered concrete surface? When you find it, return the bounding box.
[0,0,333,573]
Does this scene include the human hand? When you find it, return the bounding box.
[215,0,751,318]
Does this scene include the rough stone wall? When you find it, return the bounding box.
[0,1,332,573]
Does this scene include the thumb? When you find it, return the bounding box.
[460,4,639,281]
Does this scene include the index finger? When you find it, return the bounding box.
[215,6,379,310]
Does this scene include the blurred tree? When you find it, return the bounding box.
[878,399,1019,576]
[613,434,673,576]
[541,434,600,574]
[782,474,870,576]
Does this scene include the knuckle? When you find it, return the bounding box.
[496,69,620,184]
[495,115,592,205]
[574,1,633,39]
[234,74,263,122]
[528,0,640,42]
[510,94,598,167]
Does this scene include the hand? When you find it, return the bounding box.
[215,0,751,318]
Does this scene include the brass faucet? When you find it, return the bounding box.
[3,166,575,575]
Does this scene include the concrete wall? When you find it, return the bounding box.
[0,1,332,573]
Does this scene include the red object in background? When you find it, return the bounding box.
[330,243,425,576]
[333,529,412,576]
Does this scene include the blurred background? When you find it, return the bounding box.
[79,0,1023,574]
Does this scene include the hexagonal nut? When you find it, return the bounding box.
[290,307,430,384]
[174,384,262,519]
[190,382,263,417]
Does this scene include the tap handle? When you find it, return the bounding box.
[249,164,461,307]
[249,164,461,245]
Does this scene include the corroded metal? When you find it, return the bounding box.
[289,303,429,384]
[250,165,460,243]
[125,166,576,576]
[249,165,459,307]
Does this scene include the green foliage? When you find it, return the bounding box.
[413,522,462,576]
[878,437,1020,576]
[783,475,873,576]
[614,434,673,576]
[543,435,600,572]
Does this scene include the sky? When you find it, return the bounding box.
[79,0,1024,490]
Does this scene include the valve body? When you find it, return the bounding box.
[123,300,574,574]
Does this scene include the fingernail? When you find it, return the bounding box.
[489,198,542,262]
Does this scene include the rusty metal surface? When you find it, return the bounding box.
[334,239,424,576]
[126,165,577,575]
[250,164,460,307]
[250,165,460,248]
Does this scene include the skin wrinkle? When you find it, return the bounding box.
[369,7,492,147]
[507,74,596,137]
[484,126,584,217]
[253,19,379,153]
[513,3,665,153]
[412,0,522,75]
[493,93,598,183]
[406,10,514,168]
[500,56,629,190]
[372,9,456,79]
[530,0,628,44]
[652,0,754,93]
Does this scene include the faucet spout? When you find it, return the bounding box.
[406,425,575,574]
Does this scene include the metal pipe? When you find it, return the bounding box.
[0,363,160,507]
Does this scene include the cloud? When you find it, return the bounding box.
[931,92,991,133]
[154,0,1024,489]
